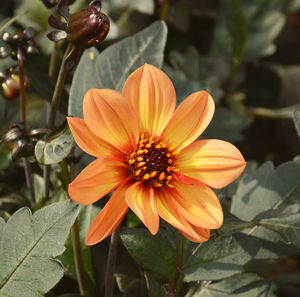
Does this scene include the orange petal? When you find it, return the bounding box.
[85,179,131,245]
[125,181,159,235]
[156,188,211,242]
[169,180,223,229]
[179,225,210,243]
[122,64,176,137]
[83,89,139,154]
[161,91,215,150]
[67,117,125,159]
[176,139,246,189]
[68,157,129,205]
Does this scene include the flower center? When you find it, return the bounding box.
[127,134,180,188]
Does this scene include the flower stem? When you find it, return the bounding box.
[17,48,35,204]
[105,225,121,297]
[160,0,170,21]
[60,159,91,297]
[71,218,91,297]
[47,43,72,130]
[44,43,72,201]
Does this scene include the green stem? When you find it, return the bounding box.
[71,219,91,297]
[17,48,35,203]
[105,225,121,297]
[60,159,91,297]
[47,43,72,129]
[44,43,72,201]
[160,0,170,21]
[171,234,184,294]
[248,105,299,120]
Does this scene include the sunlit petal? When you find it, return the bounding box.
[156,189,212,242]
[83,88,139,154]
[68,157,129,205]
[67,117,124,159]
[161,91,215,150]
[85,180,131,245]
[169,180,223,229]
[176,139,246,189]
[125,181,159,235]
[122,64,176,137]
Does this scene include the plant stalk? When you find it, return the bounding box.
[44,43,72,201]
[47,43,72,130]
[17,48,35,203]
[160,0,170,21]
[60,159,91,297]
[105,225,121,297]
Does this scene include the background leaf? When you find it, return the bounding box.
[68,20,168,118]
[189,273,276,297]
[183,234,260,282]
[35,122,74,165]
[0,200,80,297]
[120,228,176,279]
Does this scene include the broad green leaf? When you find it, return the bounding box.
[183,234,260,282]
[241,225,299,259]
[60,205,100,285]
[0,200,80,297]
[231,157,300,247]
[260,213,300,248]
[35,122,73,165]
[231,157,300,222]
[190,273,276,297]
[120,228,176,279]
[68,20,167,117]
[293,110,300,137]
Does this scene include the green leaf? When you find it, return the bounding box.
[293,110,300,137]
[35,122,74,165]
[231,157,300,247]
[183,234,260,282]
[190,273,276,297]
[242,226,299,259]
[0,200,80,297]
[68,20,168,118]
[120,228,176,279]
[231,157,300,222]
[60,205,100,285]
[260,213,300,248]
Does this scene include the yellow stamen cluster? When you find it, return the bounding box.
[128,134,180,188]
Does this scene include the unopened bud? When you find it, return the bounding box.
[0,73,29,100]
[66,4,109,46]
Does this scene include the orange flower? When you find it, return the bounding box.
[67,64,246,245]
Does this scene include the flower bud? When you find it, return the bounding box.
[0,73,29,100]
[66,4,109,46]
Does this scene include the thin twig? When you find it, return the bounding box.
[105,225,121,297]
[44,43,72,201]
[60,159,91,297]
[17,48,35,203]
